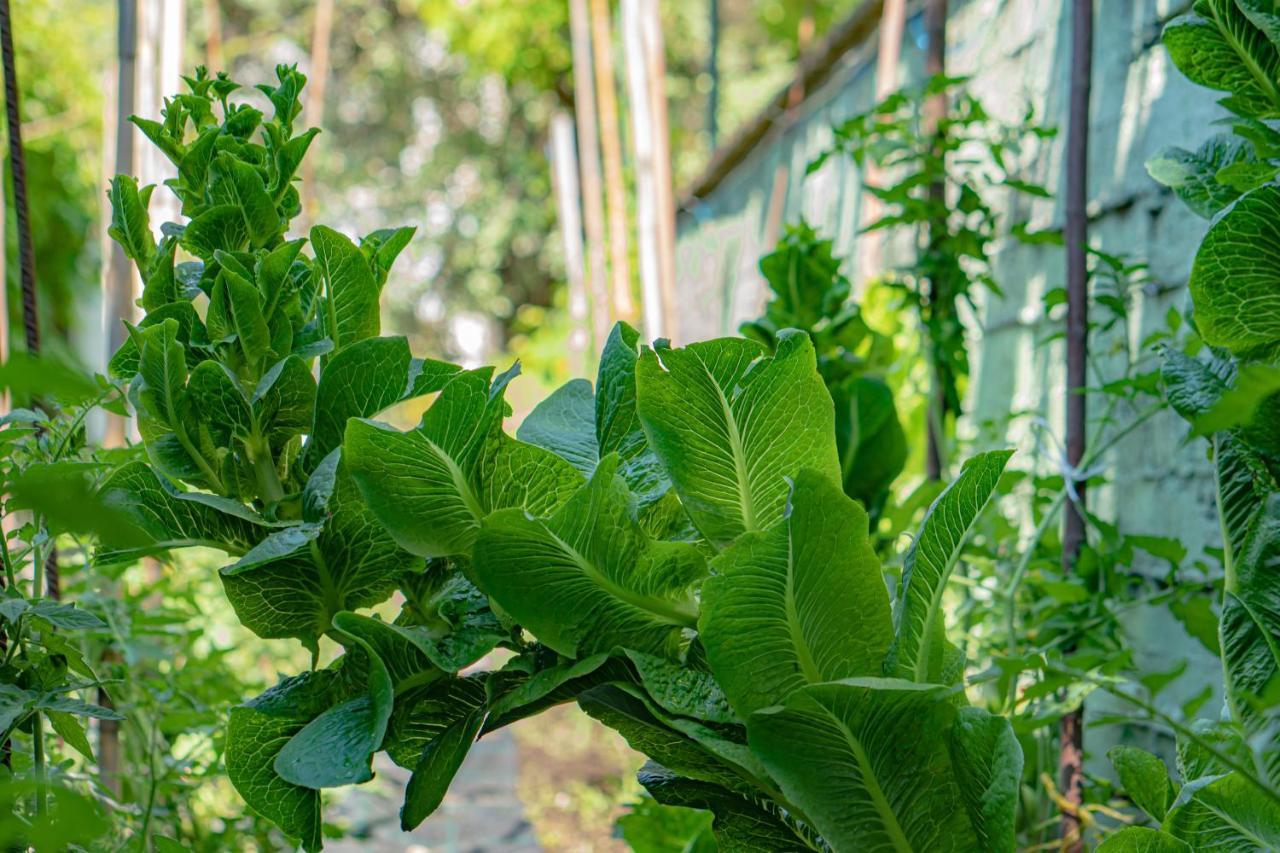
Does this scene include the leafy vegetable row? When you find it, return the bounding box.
[99,67,1025,851]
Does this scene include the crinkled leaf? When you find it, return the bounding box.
[1189,185,1280,351]
[220,452,422,646]
[636,332,839,546]
[700,469,892,716]
[345,367,581,558]
[472,455,703,659]
[307,335,459,467]
[748,678,1020,852]
[637,763,815,853]
[1146,135,1256,218]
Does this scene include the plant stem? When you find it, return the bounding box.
[32,710,45,815]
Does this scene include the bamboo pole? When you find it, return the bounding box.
[1059,0,1093,848]
[298,0,334,231]
[589,0,635,324]
[549,111,590,367]
[621,0,665,340]
[922,0,947,481]
[202,0,222,69]
[639,0,677,342]
[568,0,611,348]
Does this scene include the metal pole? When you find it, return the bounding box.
[922,0,947,481]
[708,0,719,150]
[1060,0,1093,847]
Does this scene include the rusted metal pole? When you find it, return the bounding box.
[1060,0,1093,848]
[922,0,947,480]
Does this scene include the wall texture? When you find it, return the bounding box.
[674,0,1217,754]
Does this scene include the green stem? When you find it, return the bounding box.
[32,711,45,816]
[250,435,285,507]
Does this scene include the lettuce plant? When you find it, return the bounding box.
[740,221,907,526]
[1098,3,1280,848]
[102,68,1024,851]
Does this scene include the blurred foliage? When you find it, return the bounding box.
[5,0,110,350]
[198,0,858,363]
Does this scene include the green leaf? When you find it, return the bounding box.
[400,706,487,830]
[311,225,380,351]
[1108,746,1178,821]
[1193,363,1280,436]
[832,376,907,513]
[579,685,758,796]
[637,762,815,853]
[226,672,335,853]
[360,226,416,287]
[7,462,148,547]
[46,711,94,762]
[699,469,892,716]
[1163,771,1280,849]
[597,322,672,504]
[517,378,599,476]
[253,355,316,448]
[1164,5,1280,118]
[1213,432,1280,785]
[345,366,581,558]
[106,175,156,265]
[187,361,252,446]
[108,302,208,380]
[617,794,716,853]
[949,706,1022,850]
[208,151,280,246]
[398,571,506,672]
[748,678,1021,852]
[472,455,703,659]
[27,601,107,631]
[210,267,271,366]
[273,619,395,789]
[484,653,617,731]
[887,450,1013,683]
[1190,184,1280,351]
[0,352,102,407]
[1096,827,1191,852]
[307,335,459,467]
[1146,135,1256,219]
[636,331,840,547]
[384,674,486,769]
[183,204,248,260]
[97,461,261,561]
[220,451,421,646]
[622,649,737,725]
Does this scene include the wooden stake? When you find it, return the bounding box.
[639,0,678,342]
[568,0,611,348]
[589,0,635,324]
[103,0,137,451]
[1060,0,1093,847]
[299,0,334,230]
[202,0,222,69]
[621,0,666,340]
[549,111,590,368]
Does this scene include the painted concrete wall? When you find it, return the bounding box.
[674,0,1217,753]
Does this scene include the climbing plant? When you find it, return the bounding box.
[96,68,1028,851]
[811,75,1054,475]
[1093,2,1280,847]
